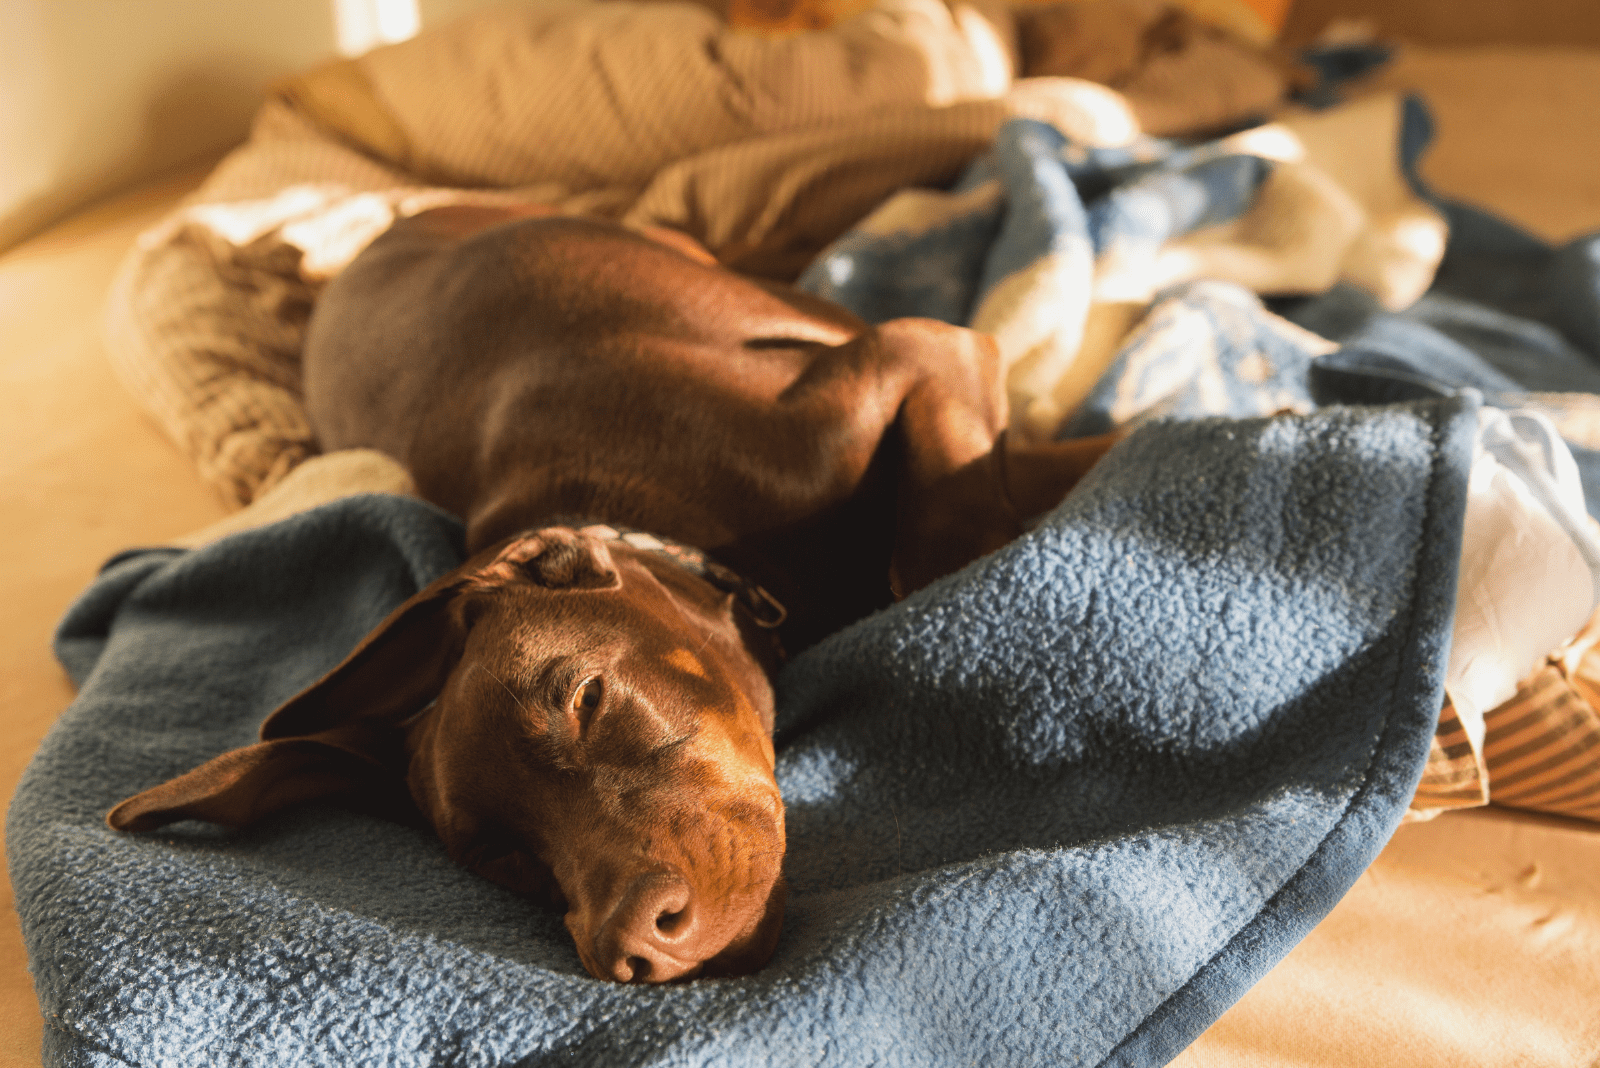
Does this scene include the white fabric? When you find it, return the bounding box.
[1446,407,1600,749]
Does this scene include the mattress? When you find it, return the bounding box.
[1,40,1597,1068]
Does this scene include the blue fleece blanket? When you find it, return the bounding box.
[11,391,1472,1065]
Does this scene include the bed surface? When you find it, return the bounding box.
[2,45,1599,1068]
[0,164,227,1067]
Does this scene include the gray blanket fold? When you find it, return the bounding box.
[11,395,1472,1066]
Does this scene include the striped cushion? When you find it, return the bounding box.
[1414,610,1600,823]
[1485,661,1600,822]
[1411,699,1490,816]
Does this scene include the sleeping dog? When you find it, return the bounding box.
[107,206,1118,983]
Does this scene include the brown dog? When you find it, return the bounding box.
[107,206,1117,984]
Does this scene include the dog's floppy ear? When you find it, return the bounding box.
[105,729,405,832]
[267,528,615,740]
[107,561,478,834]
[261,567,475,741]
[105,529,618,835]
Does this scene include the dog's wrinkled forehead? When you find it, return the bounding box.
[465,527,622,593]
[438,526,778,750]
[452,569,755,741]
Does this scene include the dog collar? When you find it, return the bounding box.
[560,520,788,631]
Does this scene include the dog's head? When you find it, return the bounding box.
[107,527,787,983]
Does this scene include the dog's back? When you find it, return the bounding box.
[305,209,904,647]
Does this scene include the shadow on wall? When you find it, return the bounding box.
[154,64,277,164]
[0,0,519,254]
[0,66,257,255]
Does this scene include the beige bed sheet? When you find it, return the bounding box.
[2,46,1599,1068]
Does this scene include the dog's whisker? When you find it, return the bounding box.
[891,804,903,878]
[478,662,532,717]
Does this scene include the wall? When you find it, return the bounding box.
[0,0,513,253]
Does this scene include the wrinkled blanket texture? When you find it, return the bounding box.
[16,396,1471,1065]
[801,94,1600,510]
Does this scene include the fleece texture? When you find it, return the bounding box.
[10,395,1472,1067]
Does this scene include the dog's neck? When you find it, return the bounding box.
[558,519,788,633]
[456,468,898,659]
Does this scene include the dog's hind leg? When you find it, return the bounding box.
[998,431,1124,521]
[884,428,1122,596]
[758,314,1117,597]
[873,329,1122,596]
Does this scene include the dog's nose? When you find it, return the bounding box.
[593,871,701,983]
